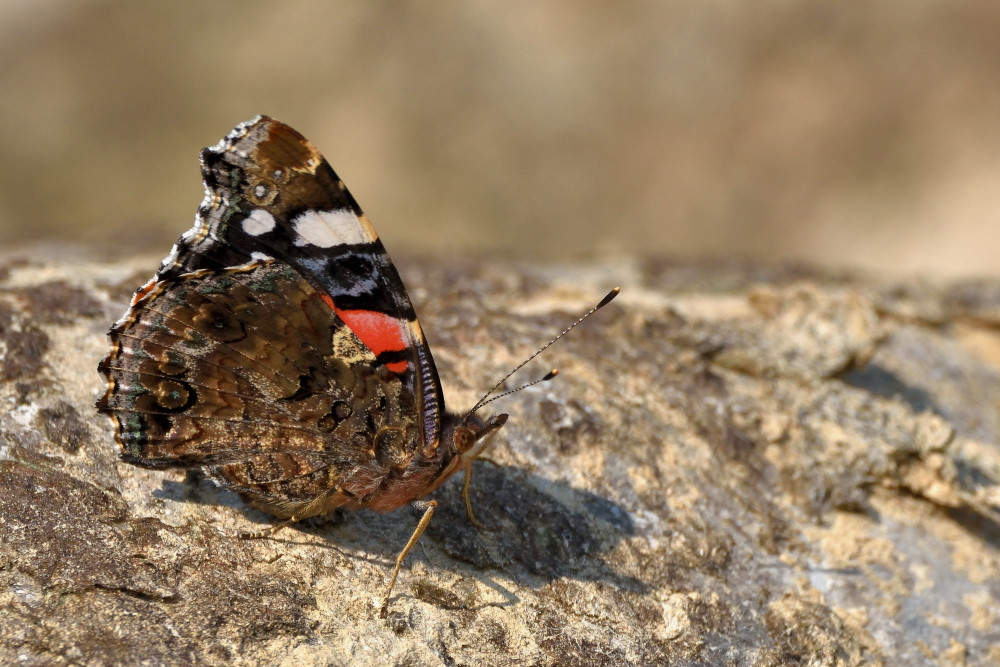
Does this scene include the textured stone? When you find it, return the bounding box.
[1,251,998,666]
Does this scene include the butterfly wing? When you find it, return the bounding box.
[152,116,443,450]
[98,260,425,514]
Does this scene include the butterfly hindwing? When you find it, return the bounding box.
[99,240,422,515]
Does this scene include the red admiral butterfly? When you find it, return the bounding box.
[97,116,618,617]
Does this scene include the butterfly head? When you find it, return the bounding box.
[454,412,509,462]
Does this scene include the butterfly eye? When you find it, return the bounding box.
[454,426,475,454]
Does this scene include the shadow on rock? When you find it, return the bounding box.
[839,363,938,415]
[151,460,645,597]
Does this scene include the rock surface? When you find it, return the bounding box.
[1,251,998,666]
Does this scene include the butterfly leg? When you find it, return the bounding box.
[379,499,436,618]
[461,463,485,529]
[239,518,298,540]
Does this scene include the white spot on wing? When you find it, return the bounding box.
[292,209,368,247]
[243,209,276,236]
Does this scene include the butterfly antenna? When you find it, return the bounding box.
[469,369,559,414]
[466,286,621,417]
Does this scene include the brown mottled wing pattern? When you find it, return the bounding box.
[98,260,422,517]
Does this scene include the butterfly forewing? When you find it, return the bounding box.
[149,116,443,449]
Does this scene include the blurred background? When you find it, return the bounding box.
[1,1,998,277]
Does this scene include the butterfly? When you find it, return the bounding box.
[97,115,618,617]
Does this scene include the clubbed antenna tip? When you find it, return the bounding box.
[598,286,621,309]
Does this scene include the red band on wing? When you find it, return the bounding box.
[334,306,410,374]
